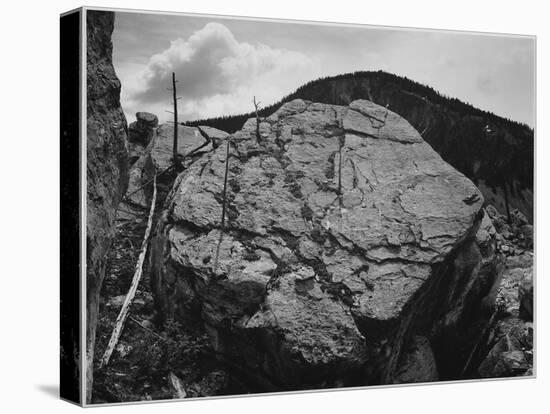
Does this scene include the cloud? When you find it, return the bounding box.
[476,73,499,95]
[120,22,321,123]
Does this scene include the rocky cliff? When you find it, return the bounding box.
[86,10,129,403]
[151,99,503,389]
[190,71,534,222]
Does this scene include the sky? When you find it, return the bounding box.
[112,11,535,127]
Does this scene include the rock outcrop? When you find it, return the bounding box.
[86,10,129,402]
[151,99,501,389]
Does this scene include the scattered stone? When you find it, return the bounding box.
[116,342,133,358]
[479,241,534,378]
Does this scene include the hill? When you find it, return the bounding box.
[187,71,534,221]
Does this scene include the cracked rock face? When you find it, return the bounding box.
[86,10,129,402]
[151,99,489,388]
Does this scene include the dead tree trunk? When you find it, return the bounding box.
[253,96,261,142]
[213,136,231,271]
[172,72,182,171]
[99,175,158,369]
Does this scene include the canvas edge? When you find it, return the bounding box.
[83,4,536,38]
[80,6,88,407]
[59,6,86,407]
[68,5,537,407]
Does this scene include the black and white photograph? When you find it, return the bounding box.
[59,4,535,407]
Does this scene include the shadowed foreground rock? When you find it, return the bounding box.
[151,99,501,389]
[86,10,128,403]
[393,336,439,383]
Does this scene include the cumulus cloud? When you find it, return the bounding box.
[120,22,321,123]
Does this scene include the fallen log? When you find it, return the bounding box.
[99,174,158,368]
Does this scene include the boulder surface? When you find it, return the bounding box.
[151,99,498,388]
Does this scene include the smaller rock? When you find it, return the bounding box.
[136,112,159,128]
[116,342,133,358]
[128,112,158,145]
[510,209,529,228]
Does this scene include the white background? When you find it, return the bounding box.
[0,0,547,412]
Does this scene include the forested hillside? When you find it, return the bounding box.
[187,71,534,221]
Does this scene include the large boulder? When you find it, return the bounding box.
[86,10,129,403]
[151,99,498,389]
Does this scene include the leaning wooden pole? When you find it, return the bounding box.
[253,96,261,141]
[99,175,158,369]
[172,72,181,170]
[213,137,231,272]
